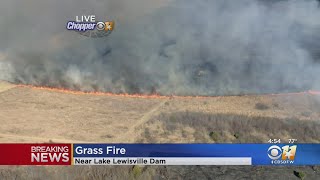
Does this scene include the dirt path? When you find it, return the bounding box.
[0,99,168,143]
[117,99,168,142]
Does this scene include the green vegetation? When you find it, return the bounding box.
[233,133,240,139]
[293,170,306,180]
[209,131,219,141]
[131,165,142,179]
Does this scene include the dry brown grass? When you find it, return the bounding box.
[0,86,163,143]
[139,112,320,143]
[1,81,319,143]
[0,81,319,179]
[0,164,319,180]
[0,81,16,93]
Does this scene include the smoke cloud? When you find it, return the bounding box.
[0,0,320,95]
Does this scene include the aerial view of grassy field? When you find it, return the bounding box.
[1,0,320,179]
[0,81,319,179]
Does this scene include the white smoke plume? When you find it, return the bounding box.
[0,0,319,95]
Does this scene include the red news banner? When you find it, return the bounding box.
[0,144,72,165]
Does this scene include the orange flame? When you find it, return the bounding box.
[16,84,320,99]
[17,84,170,99]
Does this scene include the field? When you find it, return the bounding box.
[0,81,164,143]
[0,81,319,179]
[0,81,319,143]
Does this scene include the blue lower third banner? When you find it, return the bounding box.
[72,144,320,166]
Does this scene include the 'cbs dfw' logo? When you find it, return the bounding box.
[267,145,297,164]
[66,15,114,38]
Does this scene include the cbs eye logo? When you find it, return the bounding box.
[267,145,297,160]
[96,21,114,31]
[267,145,282,160]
